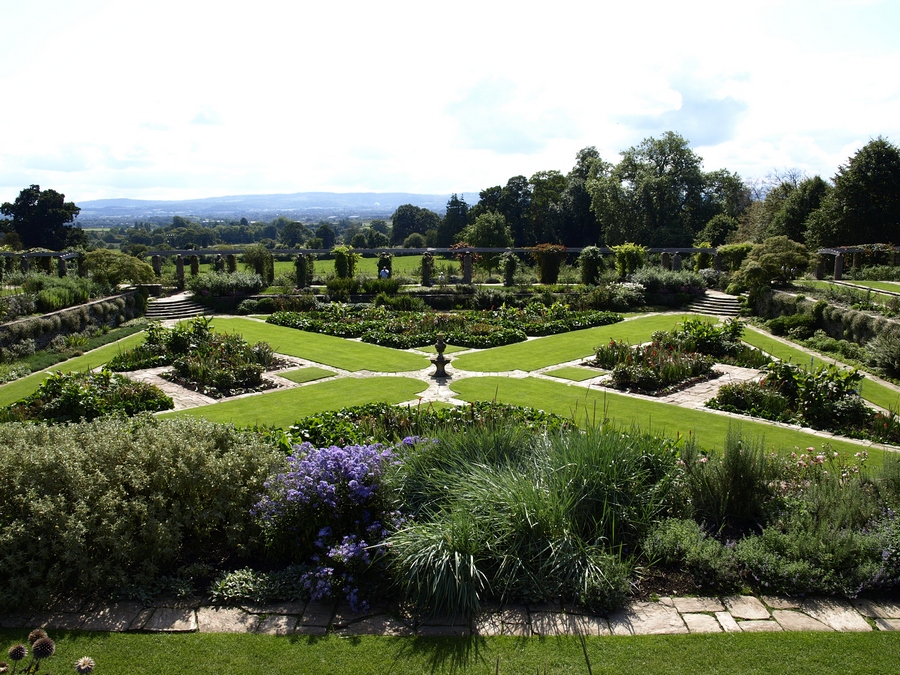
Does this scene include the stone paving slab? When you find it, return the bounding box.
[242,601,306,615]
[682,613,722,633]
[143,607,198,632]
[31,612,84,630]
[296,602,335,627]
[80,601,145,632]
[739,620,783,632]
[724,595,770,620]
[874,618,900,631]
[255,614,298,635]
[196,607,259,633]
[800,597,872,632]
[772,610,832,632]
[608,602,687,636]
[531,612,611,637]
[715,612,741,633]
[852,598,900,619]
[336,615,413,636]
[672,597,724,613]
[761,596,801,610]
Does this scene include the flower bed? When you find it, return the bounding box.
[266,303,622,349]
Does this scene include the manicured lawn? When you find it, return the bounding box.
[208,318,429,372]
[166,376,426,427]
[546,365,602,381]
[449,375,890,462]
[837,279,900,294]
[0,332,148,407]
[5,629,897,675]
[453,313,709,372]
[278,366,335,384]
[742,326,900,411]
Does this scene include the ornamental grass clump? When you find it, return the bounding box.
[254,438,413,611]
[382,424,678,620]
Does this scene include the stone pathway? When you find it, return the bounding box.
[4,594,897,636]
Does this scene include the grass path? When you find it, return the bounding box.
[0,332,147,407]
[453,313,707,372]
[741,325,900,411]
[208,317,429,372]
[450,376,890,463]
[165,376,426,427]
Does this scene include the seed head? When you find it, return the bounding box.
[7,645,26,662]
[74,656,96,674]
[0,660,9,674]
[31,637,55,660]
[27,629,48,645]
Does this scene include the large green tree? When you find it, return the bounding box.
[805,137,900,249]
[588,132,746,247]
[767,176,830,242]
[1,185,85,250]
[436,194,469,246]
[459,211,513,274]
[389,204,440,245]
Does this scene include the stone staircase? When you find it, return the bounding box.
[688,291,742,317]
[145,294,211,321]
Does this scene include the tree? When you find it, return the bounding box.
[768,176,829,242]
[315,223,336,249]
[529,170,567,243]
[83,249,155,287]
[555,147,606,246]
[1,185,83,250]
[805,137,900,249]
[436,194,469,246]
[279,221,311,248]
[588,132,745,247]
[732,236,808,290]
[390,204,440,245]
[459,212,513,274]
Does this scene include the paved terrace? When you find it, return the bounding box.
[3,594,899,636]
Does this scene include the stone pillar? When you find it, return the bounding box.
[834,254,844,280]
[462,252,473,284]
[661,252,671,270]
[57,257,67,277]
[713,253,722,272]
[152,255,162,277]
[226,254,237,273]
[672,253,682,271]
[20,256,30,273]
[175,255,185,290]
[852,252,860,269]
[815,258,824,280]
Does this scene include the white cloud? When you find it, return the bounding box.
[1,0,899,203]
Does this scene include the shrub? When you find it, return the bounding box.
[629,267,705,296]
[188,271,265,299]
[529,244,568,284]
[866,328,900,377]
[0,416,281,609]
[577,246,606,285]
[0,369,174,423]
[611,242,647,278]
[643,518,741,589]
[332,245,360,279]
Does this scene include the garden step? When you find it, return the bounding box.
[145,298,211,320]
[688,294,741,317]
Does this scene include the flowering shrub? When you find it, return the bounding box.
[591,339,715,394]
[254,439,419,610]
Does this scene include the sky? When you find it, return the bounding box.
[1,0,899,205]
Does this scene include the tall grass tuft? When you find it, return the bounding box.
[383,423,676,618]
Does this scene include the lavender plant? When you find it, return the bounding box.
[254,438,419,610]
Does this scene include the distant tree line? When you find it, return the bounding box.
[3,133,898,258]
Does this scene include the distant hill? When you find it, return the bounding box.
[75,192,479,226]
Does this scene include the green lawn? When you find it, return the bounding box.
[278,366,335,384]
[208,318,429,372]
[546,365,602,381]
[741,326,900,411]
[450,376,890,462]
[0,332,148,407]
[453,313,709,372]
[5,629,897,675]
[166,376,426,427]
